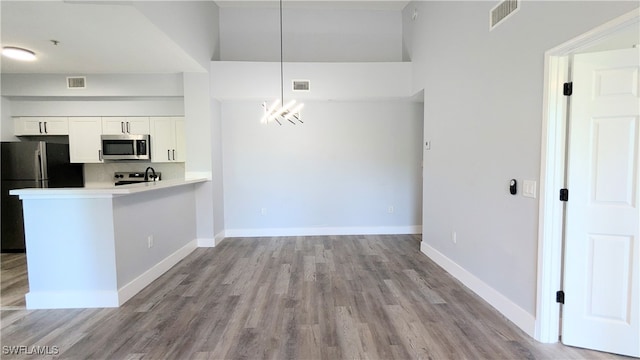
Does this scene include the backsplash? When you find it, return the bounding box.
[84,162,185,188]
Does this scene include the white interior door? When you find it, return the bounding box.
[562,47,640,357]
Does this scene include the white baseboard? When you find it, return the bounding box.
[197,238,215,247]
[196,231,225,247]
[117,240,197,305]
[420,241,536,338]
[214,231,226,244]
[25,290,119,309]
[224,225,422,238]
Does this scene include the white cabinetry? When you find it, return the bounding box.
[14,117,68,135]
[102,117,149,135]
[68,117,103,163]
[150,117,185,163]
[13,116,183,164]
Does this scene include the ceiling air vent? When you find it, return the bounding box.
[490,0,519,31]
[67,76,86,89]
[292,80,310,92]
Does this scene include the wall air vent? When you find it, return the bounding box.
[67,76,86,89]
[490,0,519,31]
[292,80,310,92]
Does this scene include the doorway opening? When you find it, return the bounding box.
[536,7,639,348]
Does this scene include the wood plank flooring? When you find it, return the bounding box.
[0,253,28,310]
[0,235,631,359]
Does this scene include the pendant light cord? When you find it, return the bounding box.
[279,0,284,109]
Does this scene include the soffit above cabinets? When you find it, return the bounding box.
[214,1,410,11]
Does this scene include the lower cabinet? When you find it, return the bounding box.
[68,117,103,163]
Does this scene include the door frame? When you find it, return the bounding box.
[535,8,640,343]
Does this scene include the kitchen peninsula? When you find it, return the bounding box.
[10,178,207,309]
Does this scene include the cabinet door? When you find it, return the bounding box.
[102,117,149,135]
[102,117,127,134]
[150,117,174,163]
[126,117,149,134]
[174,118,186,162]
[14,118,42,135]
[68,117,103,163]
[14,117,68,135]
[41,117,69,135]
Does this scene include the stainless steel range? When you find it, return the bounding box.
[114,171,161,186]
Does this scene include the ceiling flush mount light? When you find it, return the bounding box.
[261,0,304,125]
[2,46,37,61]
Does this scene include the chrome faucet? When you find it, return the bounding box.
[144,166,157,181]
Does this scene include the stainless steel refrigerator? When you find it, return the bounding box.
[1,141,84,252]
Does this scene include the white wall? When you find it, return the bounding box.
[219,5,402,62]
[8,99,184,117]
[211,99,225,241]
[134,0,220,65]
[1,73,184,97]
[184,73,213,176]
[113,186,196,288]
[222,100,423,236]
[211,61,412,100]
[1,96,17,141]
[184,72,218,245]
[133,1,222,244]
[406,0,639,323]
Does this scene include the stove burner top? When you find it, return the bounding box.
[114,171,161,186]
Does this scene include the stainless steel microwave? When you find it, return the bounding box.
[101,134,150,161]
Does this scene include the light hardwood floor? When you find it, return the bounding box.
[0,235,632,359]
[0,253,28,310]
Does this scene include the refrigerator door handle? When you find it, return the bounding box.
[38,142,48,181]
[34,149,41,180]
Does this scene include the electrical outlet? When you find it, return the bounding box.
[387,206,394,214]
[425,140,431,150]
[147,235,154,248]
[452,231,457,244]
[261,208,267,216]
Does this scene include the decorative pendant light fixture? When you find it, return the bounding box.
[261,0,304,125]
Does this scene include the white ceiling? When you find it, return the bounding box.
[0,1,205,74]
[1,0,409,75]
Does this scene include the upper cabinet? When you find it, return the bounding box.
[12,116,184,164]
[14,117,69,136]
[150,117,185,163]
[68,117,103,163]
[102,117,150,135]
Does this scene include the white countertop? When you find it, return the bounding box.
[10,178,208,199]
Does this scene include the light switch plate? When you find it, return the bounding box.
[523,180,537,198]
